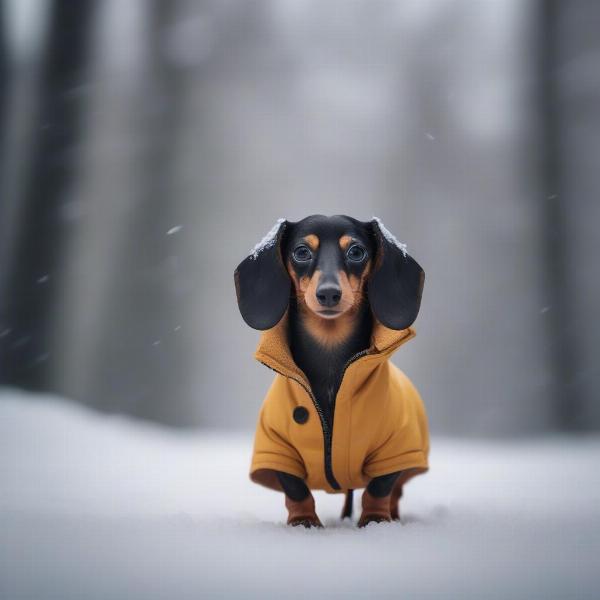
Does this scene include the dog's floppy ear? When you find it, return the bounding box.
[234,218,290,330]
[368,217,425,330]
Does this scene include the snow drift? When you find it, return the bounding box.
[1,388,599,599]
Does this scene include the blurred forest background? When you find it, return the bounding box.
[0,0,598,435]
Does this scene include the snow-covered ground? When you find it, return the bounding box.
[1,389,599,599]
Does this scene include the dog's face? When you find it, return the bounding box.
[283,215,374,321]
[235,215,424,332]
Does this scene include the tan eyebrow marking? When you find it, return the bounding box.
[304,234,319,251]
[339,235,353,250]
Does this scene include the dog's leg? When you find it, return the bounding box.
[358,471,402,527]
[276,471,323,528]
[390,480,403,521]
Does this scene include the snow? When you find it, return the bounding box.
[249,217,286,259]
[1,389,600,599]
[372,216,408,257]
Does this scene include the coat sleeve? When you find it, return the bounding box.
[249,376,307,491]
[362,368,429,480]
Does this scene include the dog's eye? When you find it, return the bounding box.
[347,244,366,262]
[292,245,312,262]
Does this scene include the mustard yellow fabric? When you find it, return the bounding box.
[250,316,430,493]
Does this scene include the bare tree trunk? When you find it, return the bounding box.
[537,0,581,430]
[0,1,7,147]
[87,0,189,424]
[0,0,97,388]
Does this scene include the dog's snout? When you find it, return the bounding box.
[316,284,341,307]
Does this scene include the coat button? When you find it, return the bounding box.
[293,406,309,424]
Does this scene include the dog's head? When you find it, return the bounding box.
[234,215,424,331]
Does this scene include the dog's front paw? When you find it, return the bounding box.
[357,513,392,528]
[288,516,324,529]
[285,493,323,528]
[358,490,392,527]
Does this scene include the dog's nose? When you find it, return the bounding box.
[316,284,341,307]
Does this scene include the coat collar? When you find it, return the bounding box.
[254,311,416,385]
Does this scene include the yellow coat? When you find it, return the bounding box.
[250,317,429,493]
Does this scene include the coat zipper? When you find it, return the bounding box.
[259,348,371,492]
[291,376,340,491]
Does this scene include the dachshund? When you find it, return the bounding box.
[235,215,427,527]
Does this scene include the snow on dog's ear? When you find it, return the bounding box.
[234,218,290,330]
[367,217,425,330]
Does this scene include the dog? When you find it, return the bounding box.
[235,215,429,527]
